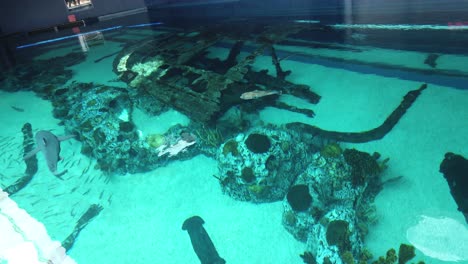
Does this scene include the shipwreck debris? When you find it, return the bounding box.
[112,22,321,122]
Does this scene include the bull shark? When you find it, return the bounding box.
[24,130,75,179]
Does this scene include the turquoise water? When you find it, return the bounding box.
[1,16,468,264]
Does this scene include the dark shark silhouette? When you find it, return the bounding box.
[182,216,226,264]
[24,130,75,179]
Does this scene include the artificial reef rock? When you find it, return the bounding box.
[51,82,198,174]
[216,127,308,203]
[281,147,385,264]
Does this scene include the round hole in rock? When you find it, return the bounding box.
[245,133,271,153]
[241,167,255,183]
[287,184,312,212]
[119,121,134,133]
[326,220,351,252]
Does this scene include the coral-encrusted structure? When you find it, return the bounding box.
[112,23,321,123]
[51,83,197,174]
[217,127,308,203]
[281,148,385,263]
[52,83,151,173]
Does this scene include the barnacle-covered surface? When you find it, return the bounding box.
[217,126,309,203]
[52,83,150,173]
[48,82,199,174]
[281,145,386,263]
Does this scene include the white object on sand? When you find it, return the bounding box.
[0,189,76,264]
[157,139,196,157]
[406,215,468,262]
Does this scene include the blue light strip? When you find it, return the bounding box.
[16,25,123,49]
[126,22,164,28]
[16,21,164,50]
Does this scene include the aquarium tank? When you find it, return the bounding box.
[0,0,467,263]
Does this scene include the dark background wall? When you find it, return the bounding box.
[0,0,146,34]
[145,0,468,24]
[1,0,468,35]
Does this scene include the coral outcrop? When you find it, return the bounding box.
[50,83,197,174]
[281,145,385,263]
[217,127,308,203]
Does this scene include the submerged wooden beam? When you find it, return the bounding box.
[287,83,428,143]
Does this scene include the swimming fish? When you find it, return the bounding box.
[424,53,439,68]
[240,89,282,100]
[182,216,226,264]
[23,130,75,179]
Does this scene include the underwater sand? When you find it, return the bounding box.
[1,35,468,263]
